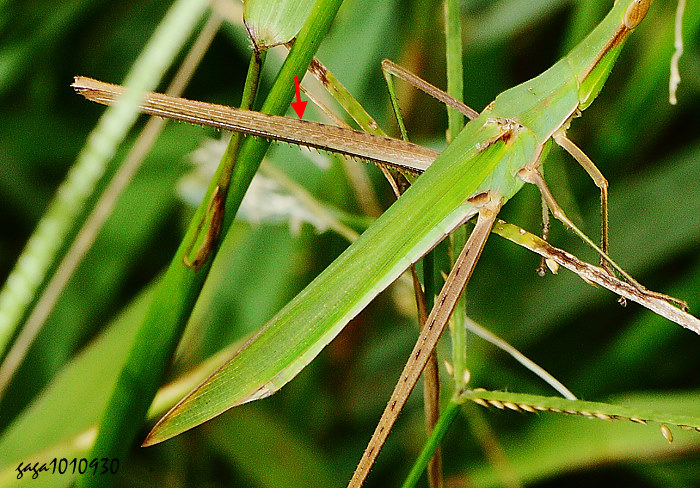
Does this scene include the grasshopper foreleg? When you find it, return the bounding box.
[553,130,611,272]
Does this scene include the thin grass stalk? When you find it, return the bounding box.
[0,0,210,362]
[443,0,467,391]
[74,55,262,488]
[0,10,222,403]
[75,1,345,486]
[401,400,461,488]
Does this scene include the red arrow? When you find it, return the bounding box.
[290,76,307,119]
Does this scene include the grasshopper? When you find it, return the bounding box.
[73,0,695,484]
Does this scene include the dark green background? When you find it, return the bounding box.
[0,0,699,486]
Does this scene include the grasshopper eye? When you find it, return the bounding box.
[624,0,651,30]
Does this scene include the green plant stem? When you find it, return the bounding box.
[444,0,468,396]
[220,0,345,230]
[0,9,222,406]
[219,50,266,193]
[75,1,345,486]
[401,400,461,488]
[0,0,209,365]
[182,50,266,266]
[444,0,464,139]
[381,43,443,487]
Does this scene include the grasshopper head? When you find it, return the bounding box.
[623,0,652,30]
[575,0,654,110]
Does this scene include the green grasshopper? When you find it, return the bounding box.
[73,0,693,484]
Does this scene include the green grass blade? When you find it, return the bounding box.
[400,369,697,488]
[464,390,700,487]
[460,389,700,431]
[444,0,469,396]
[0,0,209,363]
[0,286,336,487]
[401,401,461,488]
[0,287,153,474]
[144,120,508,445]
[79,0,346,477]
[219,0,347,232]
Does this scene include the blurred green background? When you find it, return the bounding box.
[0,0,699,486]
